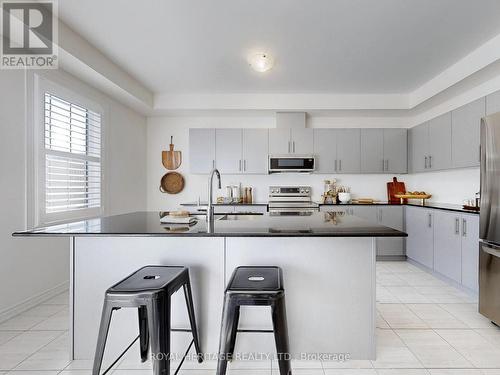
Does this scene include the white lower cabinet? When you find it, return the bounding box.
[405,206,434,268]
[326,205,405,257]
[433,211,462,283]
[377,206,405,257]
[406,206,479,292]
[461,214,480,292]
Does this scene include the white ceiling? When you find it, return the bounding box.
[58,0,500,96]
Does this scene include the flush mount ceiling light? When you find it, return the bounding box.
[248,53,275,72]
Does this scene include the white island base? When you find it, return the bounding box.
[71,236,376,364]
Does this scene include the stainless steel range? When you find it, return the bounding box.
[268,186,319,215]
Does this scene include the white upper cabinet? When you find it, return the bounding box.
[360,129,407,173]
[313,129,338,173]
[361,129,384,173]
[451,98,485,168]
[242,129,268,174]
[269,128,313,155]
[409,123,429,173]
[216,129,243,174]
[269,128,291,155]
[486,90,500,116]
[383,129,408,173]
[291,128,314,154]
[189,128,215,174]
[215,129,269,174]
[336,129,361,173]
[428,112,452,171]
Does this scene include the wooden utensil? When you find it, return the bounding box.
[159,172,185,194]
[387,177,406,204]
[352,198,379,204]
[394,193,432,205]
[162,136,182,170]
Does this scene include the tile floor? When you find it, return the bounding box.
[0,261,499,374]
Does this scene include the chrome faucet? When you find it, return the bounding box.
[207,168,221,225]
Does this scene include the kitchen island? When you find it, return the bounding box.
[14,211,406,363]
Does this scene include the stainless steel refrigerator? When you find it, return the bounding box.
[479,112,500,325]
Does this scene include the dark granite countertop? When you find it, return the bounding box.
[318,202,480,215]
[12,211,407,238]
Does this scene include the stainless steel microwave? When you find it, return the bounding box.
[268,155,315,173]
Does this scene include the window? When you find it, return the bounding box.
[40,91,102,223]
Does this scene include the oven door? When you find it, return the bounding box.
[268,156,315,173]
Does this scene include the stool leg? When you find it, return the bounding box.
[147,297,171,375]
[227,305,240,362]
[272,295,292,375]
[183,275,203,362]
[92,299,115,375]
[138,306,149,362]
[216,296,238,375]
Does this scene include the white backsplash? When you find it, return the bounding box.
[407,168,480,205]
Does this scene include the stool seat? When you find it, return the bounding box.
[227,266,283,292]
[108,265,186,293]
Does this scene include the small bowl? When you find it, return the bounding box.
[338,192,351,203]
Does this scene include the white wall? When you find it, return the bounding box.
[0,70,70,320]
[0,69,147,321]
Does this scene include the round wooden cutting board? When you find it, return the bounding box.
[159,172,185,194]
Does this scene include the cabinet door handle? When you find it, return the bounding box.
[462,218,467,237]
[385,159,389,171]
[429,155,432,169]
[339,160,342,171]
[455,218,460,234]
[239,160,242,171]
[244,159,246,171]
[428,213,432,228]
[424,156,428,169]
[293,141,295,153]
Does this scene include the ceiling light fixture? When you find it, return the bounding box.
[248,53,275,73]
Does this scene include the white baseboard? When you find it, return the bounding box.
[0,281,69,324]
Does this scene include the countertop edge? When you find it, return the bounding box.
[318,202,480,215]
[12,232,407,238]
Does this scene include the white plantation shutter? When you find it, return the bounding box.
[42,92,102,221]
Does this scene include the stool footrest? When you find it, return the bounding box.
[101,335,140,375]
[237,329,274,333]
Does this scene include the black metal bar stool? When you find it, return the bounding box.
[92,265,203,375]
[216,266,291,375]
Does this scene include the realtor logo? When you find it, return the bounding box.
[1,0,58,69]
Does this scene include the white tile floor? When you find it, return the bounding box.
[0,261,499,374]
